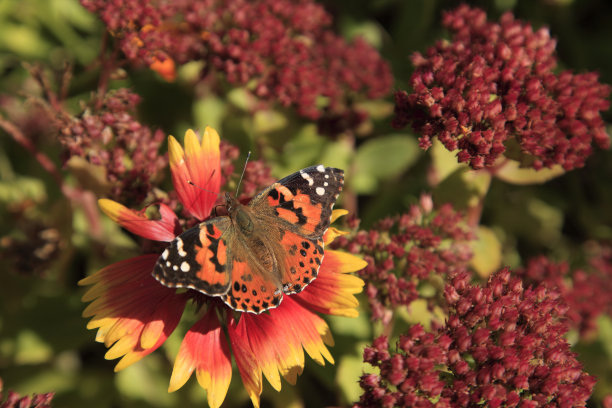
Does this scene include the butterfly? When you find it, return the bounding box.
[152,165,344,314]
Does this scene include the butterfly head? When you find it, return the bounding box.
[224,192,239,214]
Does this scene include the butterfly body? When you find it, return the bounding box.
[153,165,344,314]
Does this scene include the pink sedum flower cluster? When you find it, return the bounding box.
[335,196,473,322]
[55,88,167,206]
[355,269,596,408]
[81,0,392,129]
[393,5,610,170]
[518,245,612,338]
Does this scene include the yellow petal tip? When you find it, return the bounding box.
[202,126,220,152]
[168,135,185,167]
[331,209,349,223]
[98,198,125,222]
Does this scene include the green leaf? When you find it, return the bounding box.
[354,100,394,120]
[433,167,492,210]
[227,88,256,111]
[470,226,502,278]
[0,176,46,204]
[319,138,354,174]
[116,356,177,406]
[0,23,50,58]
[336,343,377,404]
[253,109,288,134]
[352,134,419,194]
[430,139,464,185]
[340,18,385,48]
[598,315,612,359]
[271,125,326,175]
[328,309,371,338]
[192,96,227,131]
[396,299,445,330]
[494,160,565,185]
[14,330,53,364]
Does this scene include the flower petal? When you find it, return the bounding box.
[169,127,221,221]
[239,310,305,391]
[323,248,368,273]
[169,307,232,408]
[323,226,349,245]
[296,250,365,317]
[98,199,179,242]
[271,297,335,366]
[79,255,187,371]
[330,208,349,223]
[228,316,263,408]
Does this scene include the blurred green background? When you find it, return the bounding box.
[1,0,611,406]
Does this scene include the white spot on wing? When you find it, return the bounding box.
[180,261,190,272]
[300,169,314,186]
[324,182,328,186]
[173,265,178,271]
[176,238,187,257]
[316,187,325,196]
[316,165,325,172]
[166,261,171,267]
[162,249,169,260]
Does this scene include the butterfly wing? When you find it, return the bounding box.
[222,249,283,314]
[153,217,232,295]
[249,165,344,295]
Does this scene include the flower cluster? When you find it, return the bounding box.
[0,381,54,408]
[80,0,392,128]
[355,269,596,407]
[79,127,366,408]
[334,195,473,322]
[393,5,611,170]
[518,246,612,338]
[54,88,167,206]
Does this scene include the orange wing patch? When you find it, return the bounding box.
[290,192,323,233]
[279,230,324,294]
[194,222,229,290]
[276,207,300,224]
[266,184,294,206]
[223,260,282,314]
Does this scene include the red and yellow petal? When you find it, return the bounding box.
[168,127,221,221]
[296,250,365,317]
[272,297,335,366]
[228,316,263,408]
[169,307,231,408]
[79,255,187,371]
[240,308,304,391]
[98,199,179,242]
[227,296,336,407]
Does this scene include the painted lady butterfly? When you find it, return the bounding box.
[153,165,344,314]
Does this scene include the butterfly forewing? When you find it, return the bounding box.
[153,217,232,295]
[252,165,344,238]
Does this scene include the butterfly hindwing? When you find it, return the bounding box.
[279,231,325,294]
[222,257,283,313]
[153,217,232,295]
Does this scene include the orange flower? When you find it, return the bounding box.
[80,127,365,408]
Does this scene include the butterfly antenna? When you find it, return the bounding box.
[235,151,251,196]
[187,169,222,197]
